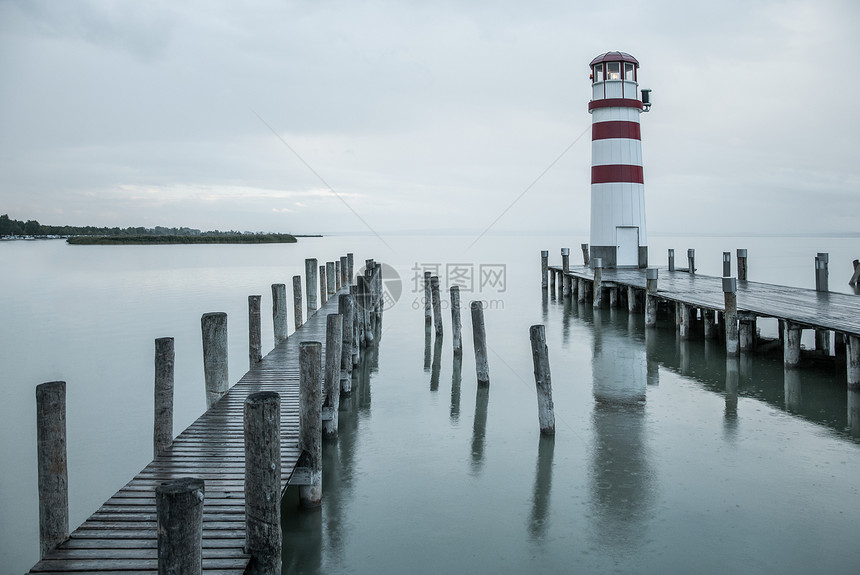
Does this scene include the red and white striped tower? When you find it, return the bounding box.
[588,51,651,268]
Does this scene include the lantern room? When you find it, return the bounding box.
[590,51,640,101]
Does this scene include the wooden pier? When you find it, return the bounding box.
[546,251,860,388]
[29,290,346,574]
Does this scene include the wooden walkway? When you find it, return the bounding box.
[29,291,344,574]
[551,265,860,337]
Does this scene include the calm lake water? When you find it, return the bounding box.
[2,234,859,574]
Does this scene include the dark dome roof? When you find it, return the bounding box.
[589,51,639,66]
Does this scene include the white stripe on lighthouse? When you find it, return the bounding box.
[591,139,643,167]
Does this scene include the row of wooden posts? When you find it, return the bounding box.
[541,245,860,389]
[34,252,386,574]
[422,273,557,437]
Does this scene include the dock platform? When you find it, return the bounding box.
[29,290,343,574]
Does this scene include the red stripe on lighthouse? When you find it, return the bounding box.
[592,121,641,141]
[591,165,644,184]
[588,98,643,111]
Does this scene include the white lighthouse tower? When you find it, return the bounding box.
[588,51,650,268]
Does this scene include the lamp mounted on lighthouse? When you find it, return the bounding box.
[588,51,651,268]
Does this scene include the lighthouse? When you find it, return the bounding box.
[588,51,650,268]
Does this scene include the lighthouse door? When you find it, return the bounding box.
[616,226,639,267]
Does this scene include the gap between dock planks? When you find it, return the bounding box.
[29,290,346,575]
[551,266,860,337]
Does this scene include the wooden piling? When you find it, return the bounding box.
[335,260,342,291]
[529,325,556,436]
[608,286,618,308]
[299,342,323,508]
[815,253,829,292]
[319,264,327,306]
[703,309,717,340]
[687,249,696,274]
[338,294,355,393]
[451,286,462,356]
[323,314,343,440]
[645,268,659,328]
[243,391,282,573]
[292,276,303,330]
[305,258,318,316]
[816,329,831,355]
[326,261,336,299]
[424,271,432,324]
[201,312,229,409]
[347,253,354,285]
[470,301,490,387]
[349,285,360,366]
[357,275,374,346]
[668,248,675,272]
[431,275,443,336]
[549,267,556,292]
[592,258,603,309]
[577,278,588,303]
[723,252,731,277]
[847,336,860,389]
[340,256,348,286]
[850,259,860,286]
[561,248,570,296]
[627,285,642,313]
[155,478,204,575]
[783,320,802,368]
[248,296,262,367]
[541,250,549,288]
[581,243,590,266]
[154,337,174,458]
[678,303,691,339]
[36,381,69,558]
[737,249,748,281]
[738,312,756,352]
[723,278,739,357]
[272,284,287,345]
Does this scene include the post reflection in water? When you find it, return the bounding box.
[430,334,443,391]
[470,386,490,476]
[848,390,860,439]
[724,358,739,439]
[784,369,802,413]
[450,355,462,422]
[528,435,555,542]
[424,324,432,371]
[589,310,654,552]
[644,326,660,387]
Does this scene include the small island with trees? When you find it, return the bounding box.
[0,214,305,244]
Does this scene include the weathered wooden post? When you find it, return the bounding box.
[737,249,748,280]
[340,256,349,286]
[678,303,692,339]
[627,285,642,313]
[592,258,603,309]
[847,335,860,389]
[723,278,739,357]
[850,259,860,286]
[424,271,432,325]
[156,478,204,575]
[335,260,342,291]
[529,325,556,436]
[154,337,174,457]
[431,275,443,336]
[581,243,590,266]
[687,249,696,274]
[373,263,384,324]
[668,248,675,272]
[738,312,757,352]
[357,275,373,346]
[201,312,228,409]
[323,314,343,440]
[347,253,355,285]
[244,391,281,574]
[248,296,262,367]
[299,342,323,508]
[561,248,571,297]
[272,284,287,345]
[326,261,336,299]
[577,278,588,303]
[451,286,462,356]
[549,267,556,292]
[541,250,549,288]
[319,264,327,306]
[815,253,829,292]
[782,320,802,368]
[703,309,717,339]
[338,294,355,393]
[723,252,731,277]
[470,301,490,387]
[608,286,618,308]
[349,285,360,365]
[36,381,68,558]
[292,276,303,330]
[645,268,658,328]
[305,258,318,316]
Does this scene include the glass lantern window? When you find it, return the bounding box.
[607,62,621,80]
[594,64,603,82]
[624,63,635,81]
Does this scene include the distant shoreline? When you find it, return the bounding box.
[66,233,299,245]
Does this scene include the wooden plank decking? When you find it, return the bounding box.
[551,265,860,336]
[29,290,344,574]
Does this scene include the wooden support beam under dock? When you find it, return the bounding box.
[28,289,348,574]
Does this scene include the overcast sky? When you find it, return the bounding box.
[1,0,858,236]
